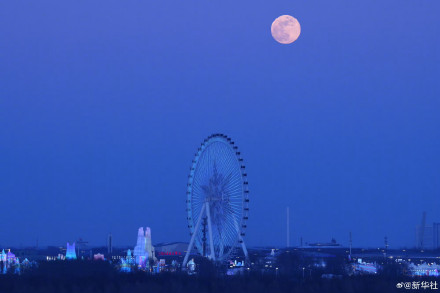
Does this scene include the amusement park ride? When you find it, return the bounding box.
[183,134,250,267]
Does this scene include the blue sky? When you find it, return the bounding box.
[0,0,439,248]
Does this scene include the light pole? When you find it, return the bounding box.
[302,267,305,279]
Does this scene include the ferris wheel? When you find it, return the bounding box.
[183,134,249,266]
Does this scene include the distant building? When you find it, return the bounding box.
[305,238,341,248]
[353,261,378,275]
[145,228,156,262]
[75,238,91,259]
[133,227,157,267]
[434,223,440,250]
[416,223,440,250]
[134,227,149,266]
[93,253,105,261]
[7,251,16,263]
[155,242,187,256]
[408,262,440,277]
[66,242,77,260]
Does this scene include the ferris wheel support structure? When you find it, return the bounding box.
[183,201,249,267]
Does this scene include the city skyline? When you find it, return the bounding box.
[1,0,439,248]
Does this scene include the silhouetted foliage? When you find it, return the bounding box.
[0,260,431,293]
[275,251,349,280]
[380,260,408,278]
[193,256,217,277]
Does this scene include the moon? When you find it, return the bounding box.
[271,15,301,44]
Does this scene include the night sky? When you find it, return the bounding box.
[1,0,439,248]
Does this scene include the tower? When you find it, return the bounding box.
[108,233,112,255]
[417,212,427,249]
[286,206,290,247]
[145,227,156,261]
[349,232,352,257]
[384,236,388,257]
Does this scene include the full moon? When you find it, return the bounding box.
[271,15,301,44]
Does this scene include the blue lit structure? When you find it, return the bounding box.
[120,258,132,273]
[133,227,148,265]
[14,258,20,275]
[7,251,16,264]
[66,242,77,260]
[186,258,196,275]
[133,227,156,269]
[409,262,440,277]
[119,249,135,273]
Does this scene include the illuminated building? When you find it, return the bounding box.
[126,249,135,265]
[66,242,77,260]
[7,251,16,264]
[119,249,135,273]
[133,227,149,265]
[408,262,440,277]
[120,258,131,273]
[14,258,20,274]
[353,259,378,274]
[187,258,196,275]
[133,227,157,266]
[93,253,105,261]
[145,227,157,262]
